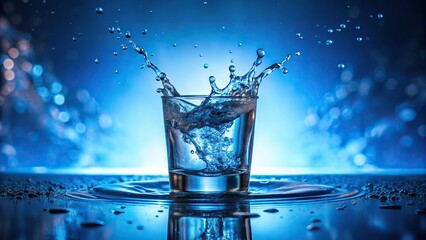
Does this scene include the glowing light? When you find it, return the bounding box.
[3,58,14,69]
[32,64,43,77]
[53,94,65,105]
[8,48,19,58]
[4,69,15,81]
[353,154,367,166]
[58,112,71,122]
[99,114,113,129]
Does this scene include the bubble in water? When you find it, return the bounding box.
[108,27,115,34]
[172,43,177,47]
[338,63,345,69]
[95,58,100,64]
[327,29,334,33]
[113,52,118,56]
[282,68,289,74]
[203,63,209,69]
[340,24,346,28]
[95,7,104,14]
[142,29,148,35]
[238,42,242,47]
[377,13,384,18]
[209,76,215,83]
[295,51,301,56]
[355,26,361,30]
[356,37,363,42]
[326,39,333,45]
[256,48,266,58]
[125,31,131,38]
[115,70,119,74]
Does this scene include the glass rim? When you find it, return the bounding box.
[161,95,258,99]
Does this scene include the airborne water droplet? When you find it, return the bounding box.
[356,37,363,42]
[338,63,345,69]
[113,52,118,56]
[95,7,104,14]
[121,45,128,50]
[203,63,209,69]
[95,58,99,64]
[72,37,77,41]
[172,43,177,47]
[256,48,266,58]
[115,70,119,74]
[238,42,242,47]
[142,29,148,35]
[229,65,236,72]
[109,27,115,34]
[282,68,289,74]
[209,76,216,83]
[327,29,333,33]
[377,13,384,19]
[125,31,131,38]
[295,51,301,56]
[326,39,333,45]
[194,44,198,48]
[340,24,346,29]
[355,26,361,30]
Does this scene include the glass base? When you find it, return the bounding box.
[169,170,250,194]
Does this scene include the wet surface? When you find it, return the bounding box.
[1,174,425,239]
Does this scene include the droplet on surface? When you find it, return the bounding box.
[355,26,361,30]
[48,208,69,214]
[81,220,104,228]
[95,7,104,14]
[72,37,77,41]
[112,210,124,215]
[115,70,119,74]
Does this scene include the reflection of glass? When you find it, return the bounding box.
[162,96,257,194]
[168,203,252,240]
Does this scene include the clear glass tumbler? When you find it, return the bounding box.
[162,95,258,194]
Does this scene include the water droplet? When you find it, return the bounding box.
[282,68,289,74]
[81,220,104,228]
[125,31,131,38]
[238,42,242,47]
[142,29,148,35]
[356,37,363,42]
[115,70,119,74]
[326,39,333,45]
[121,45,128,50]
[95,58,99,64]
[263,208,279,213]
[336,28,342,32]
[112,210,124,215]
[230,59,234,63]
[48,208,69,214]
[190,150,195,154]
[172,43,177,47]
[199,54,203,57]
[295,51,300,56]
[95,7,104,14]
[116,27,121,33]
[194,44,198,48]
[159,72,166,79]
[296,32,301,37]
[203,63,209,69]
[108,27,115,34]
[306,224,320,231]
[340,24,346,28]
[229,65,236,72]
[137,225,144,230]
[355,26,361,30]
[222,26,226,30]
[140,64,145,69]
[327,29,333,33]
[338,63,345,69]
[377,13,384,19]
[72,37,77,41]
[113,52,118,56]
[256,48,266,58]
[203,1,208,5]
[150,53,154,56]
[228,50,232,53]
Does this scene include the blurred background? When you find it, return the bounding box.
[0,0,425,173]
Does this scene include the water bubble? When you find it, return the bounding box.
[338,63,345,69]
[356,37,363,42]
[142,29,148,35]
[238,42,242,47]
[326,39,333,45]
[203,63,209,69]
[295,51,301,56]
[229,65,236,72]
[115,70,119,74]
[209,76,215,83]
[95,7,104,14]
[72,37,77,41]
[95,58,99,64]
[355,26,361,30]
[116,27,121,32]
[327,29,333,33]
[113,52,118,56]
[121,45,128,50]
[256,48,266,58]
[150,53,154,56]
[377,13,384,19]
[125,31,131,38]
[340,24,346,28]
[108,27,115,33]
[172,43,177,47]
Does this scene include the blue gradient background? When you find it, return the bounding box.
[0,0,425,172]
